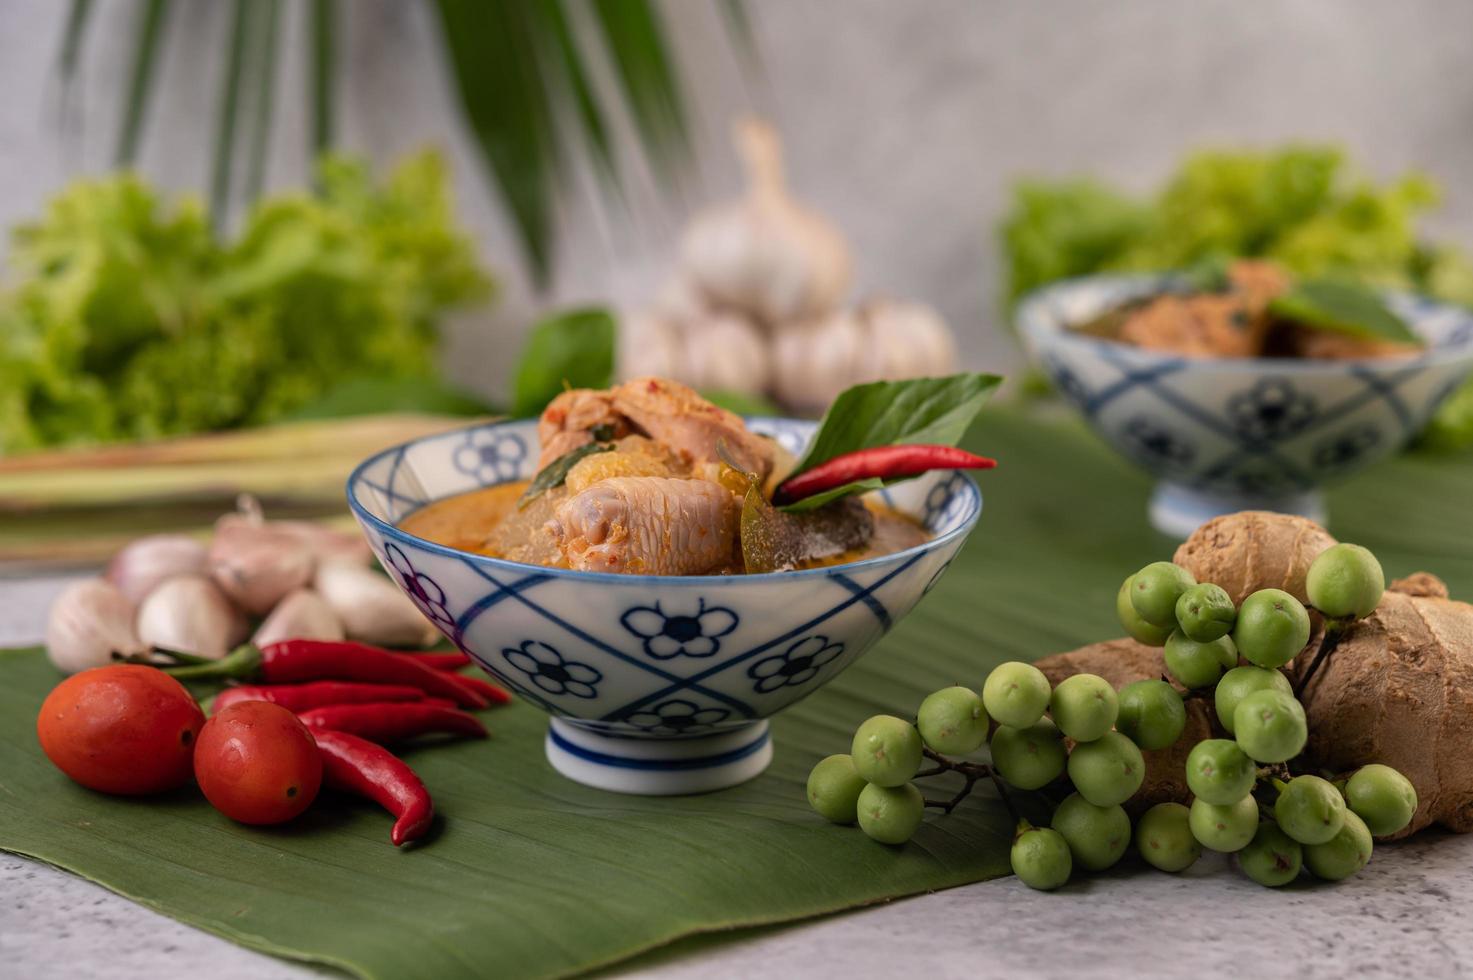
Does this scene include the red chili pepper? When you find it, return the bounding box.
[445,673,513,706]
[209,681,432,715]
[396,651,472,671]
[297,702,489,743]
[314,730,434,847]
[158,640,486,709]
[773,444,997,506]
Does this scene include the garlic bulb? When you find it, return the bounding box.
[618,308,771,395]
[772,298,958,414]
[209,522,315,616]
[618,312,685,382]
[772,310,867,414]
[46,578,145,674]
[682,312,773,394]
[652,275,711,324]
[253,588,344,648]
[679,117,851,323]
[854,298,958,381]
[105,534,209,605]
[314,561,440,647]
[136,575,249,660]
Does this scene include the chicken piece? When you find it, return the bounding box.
[483,487,569,567]
[1120,294,1267,358]
[549,477,739,575]
[612,434,689,468]
[1117,260,1291,358]
[536,389,630,468]
[565,446,676,495]
[611,377,775,480]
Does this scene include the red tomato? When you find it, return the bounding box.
[36,665,206,795]
[194,701,322,825]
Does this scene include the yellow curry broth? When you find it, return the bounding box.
[399,482,929,573]
[400,481,530,555]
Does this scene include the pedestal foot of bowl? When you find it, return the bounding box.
[545,719,773,795]
[1149,482,1327,539]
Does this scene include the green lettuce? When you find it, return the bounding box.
[0,152,492,451]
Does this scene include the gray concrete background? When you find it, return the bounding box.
[3,0,1473,400]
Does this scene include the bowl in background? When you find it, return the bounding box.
[1018,274,1473,537]
[347,417,981,795]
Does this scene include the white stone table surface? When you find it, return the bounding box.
[3,576,1470,980]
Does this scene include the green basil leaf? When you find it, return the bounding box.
[510,307,616,418]
[1268,279,1419,344]
[786,372,1001,482]
[778,477,885,513]
[518,441,612,508]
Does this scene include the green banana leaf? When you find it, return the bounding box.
[4,407,1472,979]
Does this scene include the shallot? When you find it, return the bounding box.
[105,534,208,605]
[136,575,249,660]
[45,578,145,674]
[252,588,344,647]
[209,521,315,615]
[273,520,373,567]
[314,561,439,648]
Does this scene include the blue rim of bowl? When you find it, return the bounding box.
[345,416,984,586]
[1016,273,1473,374]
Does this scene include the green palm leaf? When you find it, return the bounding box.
[55,0,95,82]
[52,0,753,285]
[244,0,282,200]
[429,0,561,284]
[210,0,252,223]
[531,0,619,188]
[589,0,690,178]
[308,0,336,157]
[115,0,171,166]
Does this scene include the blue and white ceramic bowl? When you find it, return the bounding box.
[347,417,981,795]
[1018,275,1473,536]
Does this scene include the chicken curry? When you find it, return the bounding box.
[400,378,932,576]
[1075,260,1423,360]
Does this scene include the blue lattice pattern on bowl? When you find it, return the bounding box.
[1017,275,1473,533]
[347,418,981,744]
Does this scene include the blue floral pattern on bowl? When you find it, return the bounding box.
[748,635,845,693]
[503,640,602,700]
[346,415,983,794]
[1018,275,1473,535]
[626,699,732,736]
[621,598,738,659]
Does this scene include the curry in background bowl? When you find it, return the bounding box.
[1019,267,1473,537]
[1072,260,1424,361]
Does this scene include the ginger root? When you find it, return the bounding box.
[1038,511,1473,838]
[1292,574,1473,837]
[1173,510,1336,605]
